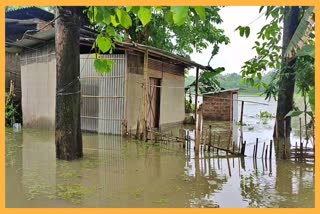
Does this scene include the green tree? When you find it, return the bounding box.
[236,6,315,138]
[85,6,229,72]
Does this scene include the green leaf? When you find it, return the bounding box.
[193,6,206,21]
[94,7,103,23]
[249,78,254,86]
[106,26,116,37]
[285,110,304,118]
[308,87,315,112]
[116,9,132,29]
[296,44,315,58]
[97,35,112,53]
[285,6,314,59]
[138,7,152,26]
[257,72,262,80]
[259,6,264,13]
[130,6,140,14]
[126,6,132,12]
[164,11,174,24]
[306,111,314,118]
[94,59,115,74]
[110,15,119,27]
[245,26,250,38]
[239,27,244,37]
[170,6,189,26]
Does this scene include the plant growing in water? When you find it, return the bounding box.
[5,92,19,127]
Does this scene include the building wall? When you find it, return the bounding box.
[80,54,127,135]
[5,52,21,99]
[126,53,144,130]
[20,43,56,129]
[159,71,185,127]
[202,91,235,121]
[126,54,185,131]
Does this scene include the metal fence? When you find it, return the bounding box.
[80,54,127,135]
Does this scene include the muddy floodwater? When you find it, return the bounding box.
[5,96,314,208]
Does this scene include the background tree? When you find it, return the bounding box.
[236,6,315,138]
[85,6,229,72]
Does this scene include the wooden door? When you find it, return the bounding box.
[147,78,161,130]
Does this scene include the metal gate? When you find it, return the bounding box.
[80,54,127,135]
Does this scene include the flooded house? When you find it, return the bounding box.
[5,7,55,121]
[202,88,239,122]
[5,7,211,135]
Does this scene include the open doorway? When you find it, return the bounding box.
[147,77,161,129]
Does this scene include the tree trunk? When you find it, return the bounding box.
[275,6,300,138]
[55,7,83,160]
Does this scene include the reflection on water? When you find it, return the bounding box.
[6,127,314,208]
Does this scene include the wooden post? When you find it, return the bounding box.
[144,119,148,142]
[299,117,302,145]
[253,145,256,158]
[240,141,246,156]
[232,141,235,153]
[213,132,216,152]
[262,142,266,158]
[208,125,212,151]
[239,101,244,124]
[265,145,268,161]
[227,130,232,151]
[217,135,221,154]
[255,138,259,159]
[295,141,297,161]
[135,122,140,140]
[141,49,149,142]
[194,67,200,122]
[300,140,303,160]
[269,140,273,160]
[195,108,202,153]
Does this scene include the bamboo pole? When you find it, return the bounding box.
[240,101,244,125]
[265,145,268,161]
[255,138,259,159]
[295,141,297,161]
[135,120,140,139]
[262,142,266,158]
[208,125,212,151]
[144,119,148,142]
[299,117,302,145]
[269,140,273,160]
[217,135,221,155]
[194,67,200,122]
[240,141,246,156]
[195,108,202,153]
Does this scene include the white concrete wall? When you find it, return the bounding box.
[159,72,185,126]
[20,52,56,129]
[126,73,144,130]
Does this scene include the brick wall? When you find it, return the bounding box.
[202,91,233,121]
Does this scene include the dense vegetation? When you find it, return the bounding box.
[185,71,275,95]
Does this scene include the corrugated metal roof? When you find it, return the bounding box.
[6,24,212,71]
[5,7,54,21]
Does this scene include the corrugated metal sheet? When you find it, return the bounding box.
[80,54,127,135]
